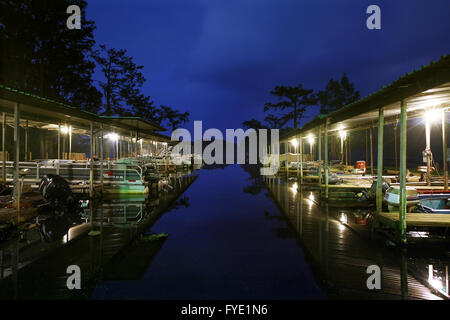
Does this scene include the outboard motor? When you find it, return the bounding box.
[321,172,343,185]
[36,174,83,242]
[143,164,159,183]
[356,179,390,202]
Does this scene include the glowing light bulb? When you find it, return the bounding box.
[290,139,298,148]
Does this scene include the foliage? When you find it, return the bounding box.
[317,73,360,115]
[0,0,102,113]
[264,84,316,129]
[93,44,146,116]
[157,105,189,131]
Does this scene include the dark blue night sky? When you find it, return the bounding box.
[87,0,450,133]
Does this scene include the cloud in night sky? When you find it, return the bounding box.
[87,0,450,132]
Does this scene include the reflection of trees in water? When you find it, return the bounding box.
[241,164,265,195]
[264,210,295,239]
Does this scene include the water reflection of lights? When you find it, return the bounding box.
[338,213,348,231]
[290,182,298,194]
[428,264,449,296]
[407,231,429,238]
[339,213,348,224]
[308,192,314,210]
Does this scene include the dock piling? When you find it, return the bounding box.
[318,125,322,185]
[100,124,104,192]
[2,112,6,183]
[90,121,94,198]
[300,136,303,183]
[425,113,431,186]
[376,107,384,215]
[370,125,374,176]
[442,110,448,190]
[324,119,329,199]
[399,100,407,245]
[13,103,20,216]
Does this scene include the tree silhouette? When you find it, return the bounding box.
[157,105,189,131]
[130,92,159,122]
[264,114,289,129]
[93,44,146,116]
[242,119,266,130]
[317,73,360,114]
[0,0,102,113]
[264,84,315,129]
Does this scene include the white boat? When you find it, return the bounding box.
[384,186,420,212]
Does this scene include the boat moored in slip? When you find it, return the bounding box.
[384,186,450,214]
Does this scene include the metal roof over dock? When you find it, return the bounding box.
[281,55,450,141]
[0,84,171,142]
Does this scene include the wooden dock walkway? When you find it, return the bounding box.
[265,178,443,300]
[0,174,198,299]
[378,212,450,228]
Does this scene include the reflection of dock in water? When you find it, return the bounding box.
[265,177,443,300]
[0,174,197,299]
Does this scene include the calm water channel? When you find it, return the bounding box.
[0,165,448,299]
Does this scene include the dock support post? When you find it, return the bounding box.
[135,131,138,158]
[318,125,322,185]
[57,123,61,175]
[394,120,399,170]
[370,126,374,176]
[69,126,72,161]
[285,142,288,177]
[2,113,6,183]
[442,110,448,190]
[296,136,300,178]
[100,124,104,192]
[89,122,94,199]
[57,123,61,159]
[399,100,407,245]
[300,137,303,183]
[348,131,351,166]
[425,112,431,186]
[365,129,368,165]
[376,107,384,215]
[25,120,28,161]
[13,104,20,216]
[324,119,329,199]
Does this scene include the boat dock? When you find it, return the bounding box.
[0,84,202,230]
[0,174,198,299]
[265,178,445,299]
[271,55,450,244]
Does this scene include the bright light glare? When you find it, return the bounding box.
[340,213,348,225]
[428,278,443,291]
[290,139,298,148]
[339,130,347,140]
[307,192,314,211]
[290,182,298,194]
[60,126,70,134]
[105,133,119,142]
[308,135,314,145]
[424,110,440,123]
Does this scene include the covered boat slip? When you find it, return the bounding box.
[276,55,450,243]
[0,84,175,201]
